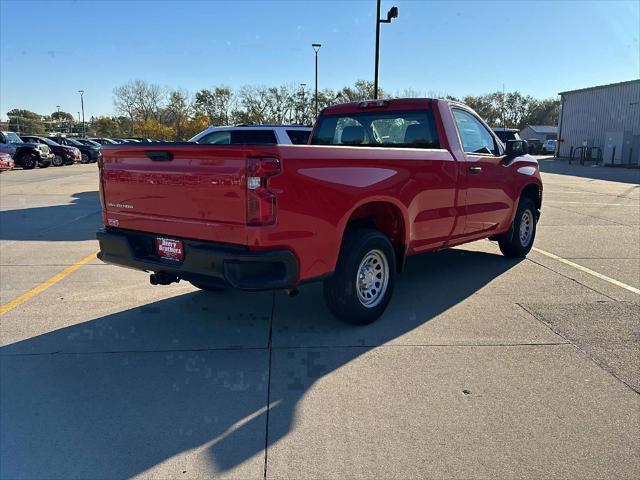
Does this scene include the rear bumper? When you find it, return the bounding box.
[96,228,299,290]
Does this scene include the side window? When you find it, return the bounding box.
[230,130,277,144]
[286,130,311,145]
[452,109,497,155]
[198,131,231,145]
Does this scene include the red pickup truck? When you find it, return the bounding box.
[97,98,542,324]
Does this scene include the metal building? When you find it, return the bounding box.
[557,79,640,165]
[519,125,558,143]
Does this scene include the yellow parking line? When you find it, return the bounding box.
[0,251,98,316]
[532,247,640,295]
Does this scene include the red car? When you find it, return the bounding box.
[0,152,14,171]
[97,98,542,324]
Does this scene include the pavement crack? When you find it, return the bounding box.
[263,291,275,480]
[516,303,639,395]
[525,257,617,301]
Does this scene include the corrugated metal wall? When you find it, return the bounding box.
[557,80,640,164]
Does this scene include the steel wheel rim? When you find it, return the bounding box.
[356,249,389,308]
[519,209,534,246]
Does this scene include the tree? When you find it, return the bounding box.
[93,116,121,137]
[526,98,560,127]
[6,109,46,134]
[113,83,138,134]
[51,111,74,122]
[193,86,234,125]
[337,80,381,102]
[164,89,192,140]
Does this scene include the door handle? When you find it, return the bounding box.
[469,166,482,174]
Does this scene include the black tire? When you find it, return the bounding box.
[190,281,226,292]
[19,154,37,170]
[323,228,396,325]
[52,155,65,167]
[38,160,51,168]
[498,197,537,258]
[80,153,90,164]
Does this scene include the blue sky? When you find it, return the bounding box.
[1,0,638,120]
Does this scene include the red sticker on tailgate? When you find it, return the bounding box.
[156,238,184,261]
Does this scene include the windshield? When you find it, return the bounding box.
[311,110,440,148]
[65,138,82,146]
[6,132,23,143]
[40,137,60,146]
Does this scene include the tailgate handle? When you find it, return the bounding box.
[145,150,173,162]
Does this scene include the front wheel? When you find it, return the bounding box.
[80,153,90,164]
[20,154,37,170]
[323,228,396,325]
[498,197,537,258]
[52,155,65,167]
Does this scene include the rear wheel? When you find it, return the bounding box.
[498,197,537,258]
[52,155,65,167]
[80,152,90,164]
[323,228,396,325]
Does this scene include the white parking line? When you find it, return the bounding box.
[545,201,639,207]
[532,247,640,295]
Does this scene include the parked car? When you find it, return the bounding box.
[189,125,312,145]
[97,98,542,324]
[0,131,53,169]
[0,152,14,171]
[525,139,543,155]
[89,137,119,145]
[492,128,521,145]
[76,138,103,148]
[47,136,101,163]
[541,139,557,154]
[20,135,81,166]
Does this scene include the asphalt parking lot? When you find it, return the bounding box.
[1,160,638,479]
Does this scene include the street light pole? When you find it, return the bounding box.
[312,44,321,119]
[56,105,61,133]
[374,0,398,99]
[78,90,85,136]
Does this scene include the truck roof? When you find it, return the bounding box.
[321,98,436,115]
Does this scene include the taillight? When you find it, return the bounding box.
[246,157,281,226]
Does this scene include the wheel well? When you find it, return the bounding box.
[520,183,542,212]
[344,201,406,272]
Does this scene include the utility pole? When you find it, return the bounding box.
[312,44,321,119]
[299,83,306,124]
[56,105,61,132]
[374,0,398,99]
[78,90,85,136]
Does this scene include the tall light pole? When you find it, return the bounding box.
[56,105,61,132]
[312,44,321,119]
[78,90,85,136]
[374,0,398,99]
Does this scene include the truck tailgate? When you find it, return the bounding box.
[100,144,248,244]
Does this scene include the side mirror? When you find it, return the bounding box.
[506,139,527,157]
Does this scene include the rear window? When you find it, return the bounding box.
[198,129,277,145]
[286,129,311,145]
[311,110,440,149]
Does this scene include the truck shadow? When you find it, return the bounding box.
[0,249,520,478]
[0,191,100,241]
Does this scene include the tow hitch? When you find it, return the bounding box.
[149,272,179,285]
